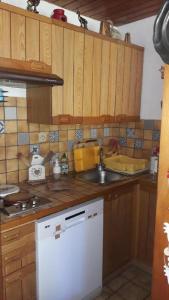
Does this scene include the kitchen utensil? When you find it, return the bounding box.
[17,152,30,167]
[4,192,33,206]
[42,151,54,165]
[0,185,20,198]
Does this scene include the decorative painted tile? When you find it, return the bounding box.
[152,130,160,141]
[49,131,59,143]
[144,120,154,130]
[75,129,83,140]
[68,140,74,152]
[0,121,5,133]
[30,144,40,154]
[119,137,127,147]
[134,139,143,149]
[18,133,29,145]
[126,128,135,138]
[5,107,17,120]
[104,128,110,137]
[90,128,97,139]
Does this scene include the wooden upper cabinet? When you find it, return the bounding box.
[11,13,25,60]
[52,25,64,117]
[100,40,110,117]
[108,42,118,118]
[0,9,10,58]
[40,21,52,65]
[26,17,40,61]
[92,37,102,117]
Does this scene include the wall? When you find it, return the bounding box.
[0,97,160,184]
[119,16,163,120]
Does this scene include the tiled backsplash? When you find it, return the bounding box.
[0,97,161,184]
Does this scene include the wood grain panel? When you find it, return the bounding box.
[11,13,25,60]
[152,65,169,300]
[26,17,39,61]
[83,34,94,117]
[122,46,132,116]
[40,21,52,65]
[115,44,125,116]
[52,24,64,116]
[108,42,118,116]
[4,270,22,300]
[0,9,10,58]
[63,28,74,115]
[74,31,84,117]
[135,49,144,117]
[92,37,102,117]
[129,48,138,116]
[100,39,110,116]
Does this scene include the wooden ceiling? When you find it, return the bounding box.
[45,0,164,25]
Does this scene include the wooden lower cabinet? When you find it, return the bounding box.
[0,223,36,300]
[103,184,135,277]
[137,182,157,267]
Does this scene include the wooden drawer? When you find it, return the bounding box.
[1,223,34,245]
[2,243,35,276]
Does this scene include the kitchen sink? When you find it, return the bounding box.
[77,168,127,184]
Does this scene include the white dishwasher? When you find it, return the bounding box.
[36,198,103,300]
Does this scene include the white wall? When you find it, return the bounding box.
[119,16,163,120]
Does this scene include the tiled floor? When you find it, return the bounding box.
[95,264,151,300]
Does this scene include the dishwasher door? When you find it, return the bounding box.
[36,198,103,300]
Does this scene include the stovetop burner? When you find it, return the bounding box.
[2,195,52,217]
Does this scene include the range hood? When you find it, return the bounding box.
[0,58,63,88]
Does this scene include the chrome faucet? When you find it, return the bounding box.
[97,147,105,172]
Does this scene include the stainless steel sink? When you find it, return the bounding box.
[77,169,127,184]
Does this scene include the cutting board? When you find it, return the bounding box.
[74,146,100,172]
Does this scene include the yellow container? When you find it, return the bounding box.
[74,146,100,172]
[104,155,149,174]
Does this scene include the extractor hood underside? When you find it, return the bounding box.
[0,67,64,88]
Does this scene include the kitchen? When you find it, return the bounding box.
[0,0,167,299]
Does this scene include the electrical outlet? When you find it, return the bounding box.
[39,132,47,143]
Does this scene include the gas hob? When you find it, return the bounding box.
[1,195,51,217]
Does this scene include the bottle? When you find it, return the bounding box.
[60,153,69,175]
[150,146,159,180]
[53,156,61,179]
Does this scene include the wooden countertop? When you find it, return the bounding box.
[0,173,156,231]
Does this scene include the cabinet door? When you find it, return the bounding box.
[115,44,125,118]
[11,13,25,60]
[0,9,10,58]
[26,17,40,61]
[52,24,64,117]
[4,270,22,300]
[108,42,118,117]
[103,186,134,277]
[100,40,110,116]
[40,21,52,65]
[137,187,157,266]
[92,37,102,117]
[22,264,36,300]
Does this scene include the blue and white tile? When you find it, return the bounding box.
[5,107,17,120]
[152,130,160,141]
[127,128,135,138]
[75,129,83,140]
[144,120,154,130]
[119,137,127,147]
[30,144,40,154]
[104,128,110,137]
[18,133,29,145]
[134,139,143,149]
[68,140,74,152]
[0,121,5,133]
[49,131,59,143]
[90,128,97,139]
